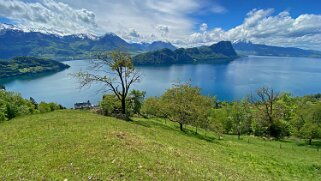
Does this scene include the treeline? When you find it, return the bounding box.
[0,90,64,122]
[130,84,320,144]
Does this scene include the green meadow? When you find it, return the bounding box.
[0,110,320,180]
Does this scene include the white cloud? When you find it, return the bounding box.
[156,25,169,37]
[187,9,321,50]
[1,1,321,50]
[209,5,226,14]
[0,0,98,35]
[48,0,227,41]
[200,23,208,32]
[121,28,142,42]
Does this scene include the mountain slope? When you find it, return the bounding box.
[133,41,238,65]
[0,110,320,180]
[0,57,70,78]
[0,24,176,60]
[233,41,321,58]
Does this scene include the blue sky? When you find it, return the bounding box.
[1,0,321,50]
[194,0,321,30]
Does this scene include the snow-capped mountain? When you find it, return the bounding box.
[0,23,176,60]
[0,23,98,40]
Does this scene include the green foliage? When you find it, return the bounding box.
[141,97,164,118]
[226,100,252,139]
[0,91,36,121]
[249,88,294,139]
[100,90,145,117]
[208,108,227,138]
[128,90,146,115]
[100,94,121,116]
[0,91,63,121]
[133,41,238,65]
[158,83,213,132]
[38,102,61,113]
[38,102,52,113]
[140,85,321,141]
[295,102,321,144]
[0,56,70,78]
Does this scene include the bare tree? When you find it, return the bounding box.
[73,51,141,116]
[250,87,279,137]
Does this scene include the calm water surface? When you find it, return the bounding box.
[1,56,321,108]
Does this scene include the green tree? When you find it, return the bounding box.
[129,90,146,115]
[74,51,141,117]
[228,99,252,140]
[209,108,227,140]
[297,103,321,145]
[190,96,213,134]
[273,93,297,138]
[161,83,212,132]
[250,87,285,138]
[141,97,161,117]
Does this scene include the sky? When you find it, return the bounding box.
[0,0,321,50]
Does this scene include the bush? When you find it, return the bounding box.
[38,102,61,113]
[0,91,36,121]
[100,95,121,116]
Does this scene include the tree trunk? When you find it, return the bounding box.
[308,138,312,145]
[195,126,198,134]
[121,97,126,115]
[238,131,241,140]
[180,123,184,132]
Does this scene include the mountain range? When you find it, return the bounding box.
[1,23,321,61]
[133,41,238,65]
[233,40,321,58]
[0,23,176,60]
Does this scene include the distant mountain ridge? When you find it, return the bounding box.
[233,40,321,58]
[133,41,238,65]
[0,23,176,60]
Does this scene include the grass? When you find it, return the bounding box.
[0,110,320,180]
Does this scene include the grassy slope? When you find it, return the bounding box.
[0,110,320,180]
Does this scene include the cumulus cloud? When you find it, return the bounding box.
[0,0,97,35]
[187,9,321,50]
[120,28,142,42]
[59,0,227,41]
[200,23,208,32]
[1,1,321,50]
[156,25,169,37]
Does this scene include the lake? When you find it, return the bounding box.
[1,56,321,108]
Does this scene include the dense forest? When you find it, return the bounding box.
[0,56,70,79]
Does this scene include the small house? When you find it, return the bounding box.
[74,100,92,109]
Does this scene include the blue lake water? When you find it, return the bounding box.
[1,56,321,108]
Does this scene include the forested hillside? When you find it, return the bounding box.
[0,57,70,78]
